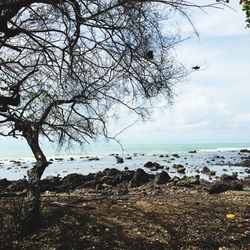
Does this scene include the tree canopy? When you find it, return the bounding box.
[241,0,250,28]
[0,0,242,231]
[0,0,190,145]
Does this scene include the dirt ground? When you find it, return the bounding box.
[0,184,250,250]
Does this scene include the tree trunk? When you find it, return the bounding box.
[21,125,48,233]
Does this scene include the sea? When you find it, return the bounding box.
[0,141,250,181]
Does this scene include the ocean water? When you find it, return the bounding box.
[0,142,250,180]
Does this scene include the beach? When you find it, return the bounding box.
[0,143,250,181]
[1,143,250,249]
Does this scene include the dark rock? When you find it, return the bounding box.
[235,159,250,167]
[240,149,250,153]
[113,171,135,186]
[220,173,238,182]
[154,171,171,185]
[130,169,150,187]
[144,161,155,168]
[125,157,132,160]
[159,154,165,158]
[175,175,200,187]
[0,178,11,188]
[173,164,184,169]
[245,168,250,174]
[171,176,180,183]
[7,179,28,191]
[189,150,197,154]
[21,165,28,169]
[177,168,186,174]
[124,167,129,170]
[60,173,88,191]
[208,182,243,194]
[201,166,216,176]
[10,160,21,164]
[40,176,61,191]
[172,154,180,158]
[69,157,74,161]
[55,158,63,161]
[144,161,162,170]
[116,156,124,164]
[99,175,113,185]
[173,164,186,174]
[88,157,100,161]
[102,168,120,177]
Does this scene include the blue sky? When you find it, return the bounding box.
[111,2,250,144]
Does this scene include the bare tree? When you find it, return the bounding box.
[0,0,227,231]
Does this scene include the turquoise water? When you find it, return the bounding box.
[0,141,250,180]
[1,139,250,159]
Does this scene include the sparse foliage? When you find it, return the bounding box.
[0,0,232,229]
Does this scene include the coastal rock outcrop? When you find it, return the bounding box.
[220,173,238,182]
[130,168,151,187]
[201,166,216,176]
[173,164,186,174]
[208,182,243,194]
[143,161,163,171]
[154,171,171,185]
[116,156,124,164]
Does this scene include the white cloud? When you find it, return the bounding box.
[183,1,248,37]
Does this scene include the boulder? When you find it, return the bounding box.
[189,150,197,154]
[7,179,28,191]
[144,161,163,170]
[88,157,100,161]
[154,171,171,185]
[111,171,135,186]
[60,173,88,191]
[173,164,186,174]
[116,156,124,164]
[208,182,243,194]
[220,173,238,182]
[171,176,180,183]
[130,168,150,187]
[40,176,61,191]
[172,154,180,158]
[245,168,250,174]
[175,175,200,187]
[0,178,11,188]
[201,166,216,176]
[240,149,250,153]
[177,167,186,174]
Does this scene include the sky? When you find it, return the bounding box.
[111,1,250,144]
[0,1,249,155]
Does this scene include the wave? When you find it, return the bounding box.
[198,147,250,153]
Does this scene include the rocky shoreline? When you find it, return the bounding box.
[0,166,249,197]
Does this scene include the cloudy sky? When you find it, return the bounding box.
[0,1,249,155]
[112,1,250,144]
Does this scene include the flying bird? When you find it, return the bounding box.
[192,66,200,70]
